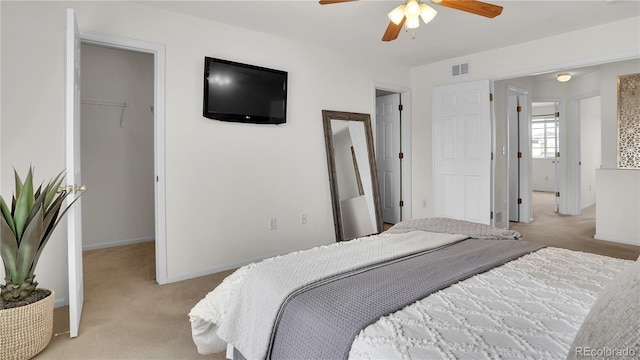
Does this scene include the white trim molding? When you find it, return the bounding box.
[79,30,168,285]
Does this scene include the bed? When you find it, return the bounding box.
[189,218,639,359]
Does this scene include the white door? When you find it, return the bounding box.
[507,94,520,222]
[65,8,84,338]
[433,80,491,225]
[553,104,561,213]
[376,94,401,224]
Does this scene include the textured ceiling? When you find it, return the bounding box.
[141,0,640,68]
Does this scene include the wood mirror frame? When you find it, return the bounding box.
[322,110,383,241]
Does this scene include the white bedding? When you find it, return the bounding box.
[349,247,631,359]
[189,232,632,359]
[189,230,467,358]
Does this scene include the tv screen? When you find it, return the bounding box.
[203,57,288,124]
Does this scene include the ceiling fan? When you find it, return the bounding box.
[319,0,503,41]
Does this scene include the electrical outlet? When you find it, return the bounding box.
[422,200,428,208]
[269,218,277,230]
[300,213,308,225]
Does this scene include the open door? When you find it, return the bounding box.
[552,104,561,213]
[376,93,402,224]
[433,80,492,225]
[507,86,531,224]
[65,8,84,338]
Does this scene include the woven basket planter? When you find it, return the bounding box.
[0,290,54,360]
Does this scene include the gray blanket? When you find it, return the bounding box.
[266,239,542,360]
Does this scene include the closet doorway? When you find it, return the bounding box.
[65,20,167,336]
[80,44,156,254]
[69,28,168,290]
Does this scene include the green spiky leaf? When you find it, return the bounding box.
[13,169,35,243]
[0,197,16,237]
[15,208,44,284]
[44,171,65,211]
[0,216,19,282]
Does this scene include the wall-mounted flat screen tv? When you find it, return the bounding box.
[203,57,288,125]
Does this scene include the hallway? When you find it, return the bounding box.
[510,191,639,260]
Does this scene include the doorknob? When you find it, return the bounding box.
[59,184,87,194]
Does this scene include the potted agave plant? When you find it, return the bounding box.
[0,167,81,359]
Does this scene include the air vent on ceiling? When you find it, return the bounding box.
[451,62,469,77]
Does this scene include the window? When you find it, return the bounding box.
[531,115,558,159]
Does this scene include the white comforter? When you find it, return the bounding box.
[349,247,631,359]
[189,230,467,359]
[189,232,631,360]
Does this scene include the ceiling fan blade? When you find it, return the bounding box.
[382,17,406,42]
[433,0,503,18]
[319,0,358,4]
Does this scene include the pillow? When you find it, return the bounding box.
[567,257,640,359]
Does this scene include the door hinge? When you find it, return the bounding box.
[398,104,403,111]
[556,111,560,117]
[399,200,404,207]
[491,152,494,160]
[556,152,560,158]
[518,152,522,158]
[489,93,493,102]
[518,198,523,204]
[517,105,522,112]
[399,152,404,159]
[490,211,494,220]
[556,192,560,198]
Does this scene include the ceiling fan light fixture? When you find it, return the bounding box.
[557,73,571,82]
[405,14,421,29]
[405,0,421,17]
[419,3,437,24]
[388,4,406,25]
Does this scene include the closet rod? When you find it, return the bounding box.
[81,98,130,127]
[81,98,129,107]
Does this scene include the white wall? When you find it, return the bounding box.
[580,95,601,210]
[410,17,640,225]
[592,60,640,245]
[595,169,640,245]
[532,160,556,192]
[0,1,409,303]
[80,44,155,250]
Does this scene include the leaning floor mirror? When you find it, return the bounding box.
[322,110,383,241]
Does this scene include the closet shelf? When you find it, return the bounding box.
[81,98,130,127]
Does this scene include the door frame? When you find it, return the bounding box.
[532,98,566,215]
[570,90,600,215]
[76,30,168,284]
[372,82,412,221]
[506,85,531,223]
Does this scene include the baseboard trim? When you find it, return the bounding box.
[54,297,67,308]
[594,234,640,247]
[83,237,154,251]
[162,248,303,284]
